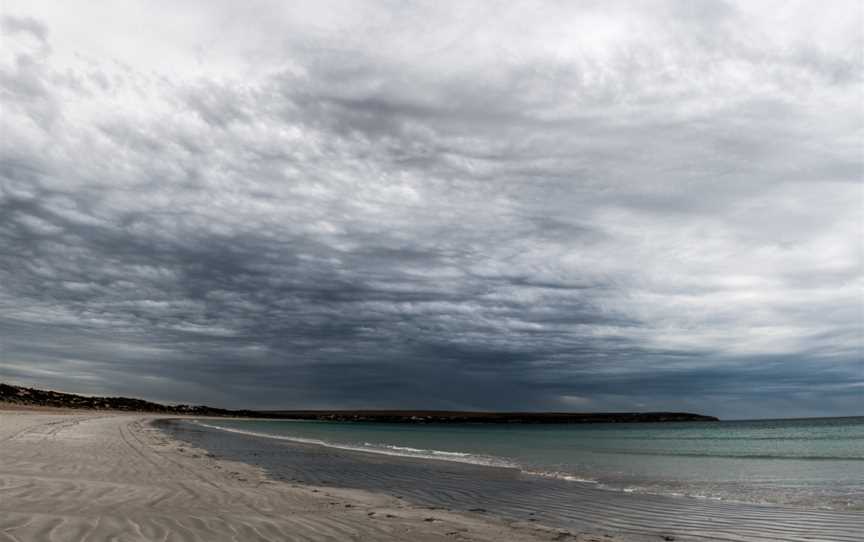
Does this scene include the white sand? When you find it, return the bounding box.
[0,411,625,542]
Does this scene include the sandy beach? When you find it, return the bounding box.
[0,410,633,542]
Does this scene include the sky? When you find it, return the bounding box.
[0,1,861,419]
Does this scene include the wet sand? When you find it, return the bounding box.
[0,410,636,541]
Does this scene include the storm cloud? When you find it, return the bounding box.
[1,1,861,418]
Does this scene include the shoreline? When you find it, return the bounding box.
[163,417,864,542]
[186,418,861,512]
[0,409,640,541]
[181,418,864,513]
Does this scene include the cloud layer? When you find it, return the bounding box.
[1,1,862,418]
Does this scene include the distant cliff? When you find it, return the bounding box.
[1,383,718,422]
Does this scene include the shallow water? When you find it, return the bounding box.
[159,418,864,542]
[185,416,864,510]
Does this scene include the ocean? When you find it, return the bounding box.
[159,416,864,541]
[187,416,863,510]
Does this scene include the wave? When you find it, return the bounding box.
[194,420,862,467]
[523,469,599,484]
[585,448,864,461]
[194,422,621,489]
[582,435,864,442]
[186,421,863,512]
[193,422,517,468]
[370,443,473,458]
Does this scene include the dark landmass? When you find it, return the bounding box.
[1,383,718,422]
[261,410,720,423]
[0,383,258,417]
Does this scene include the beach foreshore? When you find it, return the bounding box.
[0,410,650,542]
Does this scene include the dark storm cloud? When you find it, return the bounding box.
[0,2,862,418]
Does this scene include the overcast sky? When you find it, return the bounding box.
[1,1,861,419]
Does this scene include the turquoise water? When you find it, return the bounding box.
[196,416,864,510]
